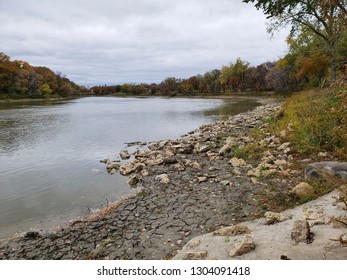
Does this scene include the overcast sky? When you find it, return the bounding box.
[0,0,289,86]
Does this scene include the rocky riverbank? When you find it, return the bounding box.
[173,189,347,260]
[0,98,339,260]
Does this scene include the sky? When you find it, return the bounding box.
[0,0,289,86]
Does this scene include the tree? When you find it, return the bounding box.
[219,65,234,92]
[38,83,53,96]
[296,51,330,87]
[243,0,347,80]
[219,58,250,92]
[159,77,180,95]
[232,58,250,91]
[0,52,10,62]
[247,62,275,91]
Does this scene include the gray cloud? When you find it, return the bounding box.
[0,0,289,85]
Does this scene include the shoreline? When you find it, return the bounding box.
[0,98,337,260]
[0,93,273,103]
[0,97,77,103]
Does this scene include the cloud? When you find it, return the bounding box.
[0,0,289,85]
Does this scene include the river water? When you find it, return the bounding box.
[0,96,259,239]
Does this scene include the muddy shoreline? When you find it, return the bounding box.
[0,98,305,260]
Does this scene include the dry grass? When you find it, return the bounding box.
[86,188,144,223]
[269,86,347,160]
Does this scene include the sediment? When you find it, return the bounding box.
[0,99,311,260]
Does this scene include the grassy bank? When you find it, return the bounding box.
[268,86,347,161]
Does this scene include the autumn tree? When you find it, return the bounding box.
[296,51,330,87]
[247,62,275,91]
[219,58,250,92]
[243,0,347,80]
[0,52,84,98]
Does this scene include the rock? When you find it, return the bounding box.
[146,156,164,165]
[304,162,347,180]
[199,145,210,153]
[100,159,108,164]
[213,224,250,236]
[218,137,236,155]
[140,169,149,177]
[155,174,171,184]
[228,235,256,257]
[247,169,261,177]
[264,211,289,225]
[177,143,194,154]
[292,182,315,198]
[250,177,258,184]
[160,177,171,184]
[291,219,310,242]
[109,168,117,175]
[197,176,208,183]
[220,180,231,186]
[206,151,219,160]
[279,129,288,138]
[189,161,202,170]
[340,233,347,244]
[174,163,185,171]
[274,159,287,166]
[106,162,120,171]
[163,156,178,164]
[24,231,41,239]
[182,251,208,260]
[186,240,201,249]
[229,157,247,167]
[263,169,277,177]
[318,152,328,157]
[134,149,148,158]
[278,142,290,151]
[155,174,169,181]
[119,150,131,160]
[127,175,140,187]
[119,161,145,176]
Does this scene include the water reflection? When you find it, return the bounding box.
[0,106,70,155]
[204,99,260,119]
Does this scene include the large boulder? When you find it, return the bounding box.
[292,182,315,198]
[213,224,250,236]
[228,235,256,257]
[264,211,289,225]
[305,162,347,180]
[291,219,311,242]
[119,150,131,160]
[119,161,145,176]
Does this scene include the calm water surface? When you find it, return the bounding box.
[0,96,259,238]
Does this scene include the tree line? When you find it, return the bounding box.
[2,1,346,98]
[0,52,89,98]
[92,0,346,96]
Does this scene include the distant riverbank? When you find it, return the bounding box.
[0,91,276,103]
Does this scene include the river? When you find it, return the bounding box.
[0,96,259,239]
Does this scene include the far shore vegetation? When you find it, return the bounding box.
[1,1,346,100]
